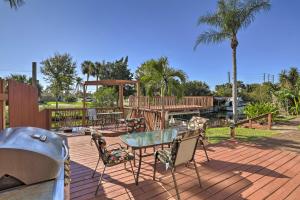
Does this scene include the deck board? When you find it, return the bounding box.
[68,136,300,200]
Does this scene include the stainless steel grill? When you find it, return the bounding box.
[0,127,69,200]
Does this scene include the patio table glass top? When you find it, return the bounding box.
[119,128,178,149]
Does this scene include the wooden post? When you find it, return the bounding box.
[118,84,124,108]
[230,124,235,138]
[82,84,86,126]
[32,62,37,87]
[268,113,272,130]
[136,81,140,109]
[0,80,6,130]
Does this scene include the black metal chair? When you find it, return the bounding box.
[153,130,202,200]
[91,133,136,195]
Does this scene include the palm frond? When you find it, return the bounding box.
[197,12,222,28]
[239,0,271,29]
[194,30,229,50]
[6,0,24,9]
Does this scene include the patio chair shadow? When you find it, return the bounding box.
[200,159,288,178]
[243,136,300,153]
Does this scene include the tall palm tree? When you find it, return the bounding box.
[6,0,24,9]
[81,60,95,82]
[194,0,270,124]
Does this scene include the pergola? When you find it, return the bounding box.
[82,79,140,109]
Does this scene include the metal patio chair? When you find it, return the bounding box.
[153,130,202,200]
[91,133,136,195]
[188,116,210,161]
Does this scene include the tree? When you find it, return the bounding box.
[183,81,212,96]
[93,87,117,107]
[74,77,83,94]
[138,57,187,97]
[41,53,77,109]
[194,0,271,123]
[81,61,95,82]
[6,0,24,9]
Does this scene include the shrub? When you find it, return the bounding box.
[244,102,279,119]
[65,95,77,102]
[93,87,117,107]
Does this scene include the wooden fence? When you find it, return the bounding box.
[47,107,121,129]
[0,80,50,131]
[128,96,214,110]
[230,113,273,137]
[0,80,7,130]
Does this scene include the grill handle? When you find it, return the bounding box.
[62,140,69,160]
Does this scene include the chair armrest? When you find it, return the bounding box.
[106,143,124,149]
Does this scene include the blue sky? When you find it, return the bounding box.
[0,0,299,90]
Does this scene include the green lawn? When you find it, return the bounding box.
[206,127,277,144]
[40,101,92,109]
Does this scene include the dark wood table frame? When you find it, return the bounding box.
[122,141,173,185]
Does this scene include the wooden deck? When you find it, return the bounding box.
[68,136,300,200]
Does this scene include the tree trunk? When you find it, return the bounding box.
[231,36,239,129]
[56,96,59,109]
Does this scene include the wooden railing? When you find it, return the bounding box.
[128,96,213,110]
[230,113,273,137]
[46,107,121,130]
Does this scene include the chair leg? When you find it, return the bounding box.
[193,159,202,187]
[202,144,210,162]
[129,161,137,184]
[153,152,158,180]
[92,157,101,178]
[95,166,106,195]
[171,168,181,200]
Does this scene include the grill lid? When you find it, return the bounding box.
[0,127,67,187]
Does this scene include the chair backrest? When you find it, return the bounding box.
[188,116,208,131]
[126,117,146,133]
[87,108,97,121]
[91,133,109,164]
[172,130,200,166]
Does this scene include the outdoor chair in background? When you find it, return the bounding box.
[91,132,136,195]
[125,117,146,133]
[87,108,102,128]
[188,116,210,161]
[153,130,202,200]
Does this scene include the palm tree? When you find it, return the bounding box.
[74,77,83,94]
[139,57,187,129]
[194,0,271,124]
[81,61,95,82]
[6,0,24,9]
[140,57,187,97]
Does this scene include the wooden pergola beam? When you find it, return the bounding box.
[84,80,139,86]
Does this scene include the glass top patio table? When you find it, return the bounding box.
[119,128,178,149]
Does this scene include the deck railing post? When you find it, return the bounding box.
[268,113,272,130]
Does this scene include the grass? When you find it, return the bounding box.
[40,101,92,109]
[274,115,296,123]
[206,127,277,144]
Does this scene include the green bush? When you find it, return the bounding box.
[65,95,77,102]
[244,102,278,119]
[93,87,117,107]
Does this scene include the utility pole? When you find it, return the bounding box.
[228,72,231,84]
[263,73,266,83]
[272,75,275,84]
[32,62,37,87]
